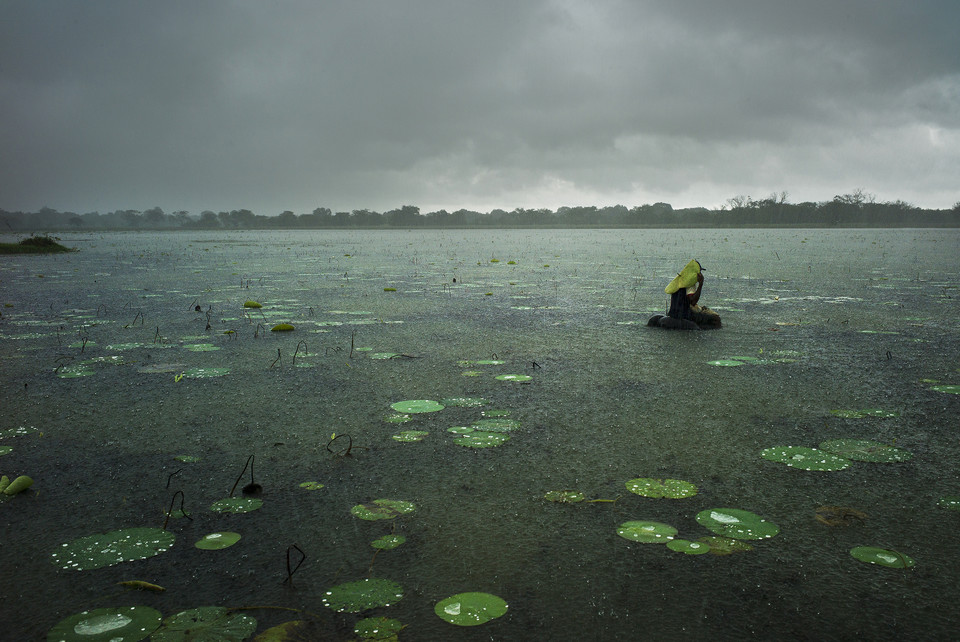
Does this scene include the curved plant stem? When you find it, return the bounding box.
[283,544,306,584]
[162,490,191,530]
[229,455,257,497]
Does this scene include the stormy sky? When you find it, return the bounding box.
[2,1,958,215]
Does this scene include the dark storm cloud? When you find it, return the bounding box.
[1,0,957,215]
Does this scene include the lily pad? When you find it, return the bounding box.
[0,446,11,456]
[695,508,779,540]
[351,499,416,520]
[323,578,405,612]
[195,532,241,550]
[830,409,899,418]
[815,506,867,526]
[471,418,521,433]
[544,490,585,503]
[51,527,176,571]
[47,606,162,642]
[184,343,219,352]
[299,481,325,490]
[384,413,412,424]
[371,534,406,550]
[434,592,508,627]
[850,546,915,568]
[818,439,913,463]
[666,539,711,555]
[271,323,295,332]
[174,455,200,463]
[937,496,960,511]
[697,536,754,555]
[931,385,960,394]
[707,359,745,367]
[392,430,429,442]
[210,497,263,513]
[390,400,444,414]
[370,352,401,360]
[760,446,851,471]
[243,301,263,308]
[453,431,510,448]
[616,520,677,543]
[151,606,257,641]
[355,617,404,640]
[495,374,532,382]
[625,478,698,499]
[440,396,488,408]
[181,367,230,378]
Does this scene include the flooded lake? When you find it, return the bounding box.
[2,228,959,640]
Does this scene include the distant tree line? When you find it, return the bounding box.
[2,191,958,231]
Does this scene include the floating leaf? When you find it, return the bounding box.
[210,497,263,513]
[471,418,520,433]
[666,539,710,555]
[495,374,532,382]
[184,343,219,352]
[299,481,325,490]
[625,478,698,499]
[174,455,200,463]
[931,385,960,394]
[351,499,416,520]
[51,527,176,571]
[0,446,11,455]
[818,439,913,463]
[544,490,585,503]
[760,446,851,471]
[616,520,677,543]
[371,534,406,550]
[815,506,867,526]
[271,323,295,332]
[181,367,230,378]
[195,532,241,550]
[697,536,753,555]
[695,508,779,540]
[370,352,401,360]
[453,431,510,448]
[384,413,412,424]
[434,592,508,627]
[56,366,95,378]
[850,546,915,568]
[243,301,262,308]
[707,359,745,367]
[355,617,404,640]
[440,397,488,408]
[152,606,257,641]
[47,606,162,642]
[830,409,899,418]
[390,400,444,414]
[392,430,428,442]
[323,578,405,612]
[937,496,960,511]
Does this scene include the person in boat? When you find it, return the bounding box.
[648,259,722,330]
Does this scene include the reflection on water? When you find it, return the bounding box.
[1,229,958,639]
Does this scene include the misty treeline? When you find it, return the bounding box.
[2,191,958,231]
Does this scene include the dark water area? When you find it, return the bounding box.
[1,228,958,640]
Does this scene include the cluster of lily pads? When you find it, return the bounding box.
[386,396,522,449]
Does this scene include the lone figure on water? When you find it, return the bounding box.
[648,259,722,330]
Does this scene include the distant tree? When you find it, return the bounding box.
[199,210,220,228]
[386,205,420,227]
[120,210,141,228]
[69,216,83,228]
[143,207,166,227]
[276,210,297,227]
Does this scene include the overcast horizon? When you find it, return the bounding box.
[2,1,958,216]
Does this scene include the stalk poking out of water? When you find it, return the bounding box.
[162,490,191,530]
[230,455,262,497]
[283,544,306,585]
[270,348,282,368]
[293,340,307,366]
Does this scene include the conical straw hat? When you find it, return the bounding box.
[665,260,702,294]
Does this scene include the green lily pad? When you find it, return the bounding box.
[937,496,960,511]
[453,431,510,448]
[495,374,532,382]
[666,539,711,555]
[482,409,511,417]
[194,532,241,550]
[616,520,677,543]
[355,617,404,640]
[850,546,915,568]
[56,366,95,378]
[271,323,295,332]
[384,413,412,424]
[696,508,779,540]
[760,446,851,471]
[697,536,754,555]
[447,426,474,434]
[830,408,899,418]
[544,490,585,503]
[440,397,488,407]
[461,370,483,377]
[392,430,429,442]
[931,385,960,394]
[51,527,176,571]
[243,301,263,308]
[435,592,508,627]
[370,352,401,360]
[0,446,11,456]
[625,478,698,499]
[471,418,521,433]
[151,606,257,641]
[184,343,219,352]
[818,439,913,463]
[174,454,200,463]
[47,606,162,642]
[210,497,263,513]
[371,534,406,550]
[299,481,325,490]
[707,359,745,367]
[323,578,405,613]
[0,425,38,439]
[390,400,444,414]
[458,359,505,366]
[181,367,230,378]
[351,499,416,520]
